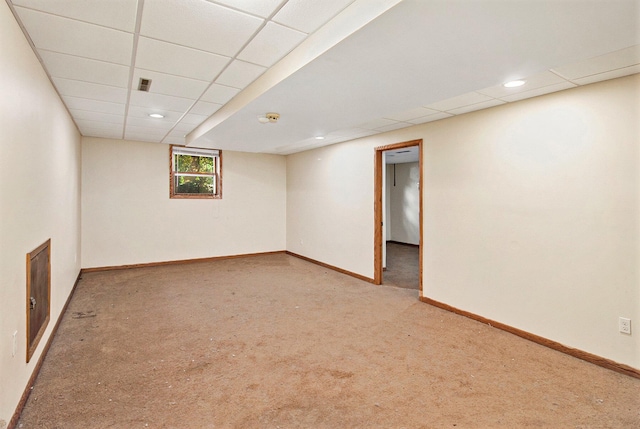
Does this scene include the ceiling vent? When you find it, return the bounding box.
[138,78,152,92]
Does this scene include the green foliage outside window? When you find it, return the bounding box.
[174,154,215,194]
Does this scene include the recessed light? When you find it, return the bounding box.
[149,113,164,118]
[504,80,526,88]
[315,136,325,140]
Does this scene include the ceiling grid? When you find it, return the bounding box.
[5,0,639,153]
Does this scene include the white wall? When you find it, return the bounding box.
[286,74,640,369]
[0,1,82,425]
[421,75,639,369]
[384,163,392,240]
[388,162,420,245]
[81,138,286,268]
[382,159,389,268]
[287,142,376,278]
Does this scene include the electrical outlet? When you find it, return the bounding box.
[619,317,631,335]
[12,331,17,357]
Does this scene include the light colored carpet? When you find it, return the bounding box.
[17,253,640,428]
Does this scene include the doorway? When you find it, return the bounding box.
[374,139,423,296]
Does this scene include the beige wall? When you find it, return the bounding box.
[287,142,376,277]
[287,74,640,369]
[81,138,286,268]
[0,1,82,425]
[421,75,639,369]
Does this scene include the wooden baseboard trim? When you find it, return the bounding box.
[286,251,376,284]
[81,250,287,273]
[9,270,83,429]
[420,296,640,379]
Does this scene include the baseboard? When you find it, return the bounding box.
[81,250,287,273]
[286,251,376,284]
[386,240,419,248]
[420,296,640,380]
[9,270,83,429]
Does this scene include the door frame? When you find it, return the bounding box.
[374,139,423,296]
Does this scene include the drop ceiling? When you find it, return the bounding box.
[7,0,640,155]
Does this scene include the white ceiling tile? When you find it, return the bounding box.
[127,105,185,122]
[425,92,495,112]
[328,136,351,145]
[297,137,335,147]
[215,60,266,88]
[39,50,130,88]
[132,69,209,99]
[140,0,263,56]
[53,78,128,104]
[446,99,505,116]
[328,128,377,139]
[162,135,186,145]
[407,112,453,125]
[272,138,315,154]
[499,81,577,103]
[190,101,223,116]
[200,84,240,104]
[79,128,124,139]
[76,119,124,132]
[15,7,133,65]
[477,71,568,99]
[125,116,175,130]
[358,118,397,130]
[135,37,231,82]
[237,22,306,67]
[180,113,210,125]
[12,0,138,32]
[129,91,195,112]
[551,45,640,80]
[384,107,441,122]
[315,135,346,144]
[211,0,285,18]
[167,127,190,137]
[124,132,164,143]
[63,96,125,115]
[69,109,125,125]
[572,65,640,86]
[172,122,199,134]
[125,124,170,137]
[375,122,410,133]
[273,0,354,33]
[275,137,337,154]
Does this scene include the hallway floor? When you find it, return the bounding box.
[383,241,419,290]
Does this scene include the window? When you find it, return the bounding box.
[170,145,222,199]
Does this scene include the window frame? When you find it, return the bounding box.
[169,145,222,199]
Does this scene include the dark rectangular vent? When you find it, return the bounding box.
[396,150,411,154]
[138,78,152,92]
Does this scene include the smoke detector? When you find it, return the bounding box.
[258,112,280,124]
